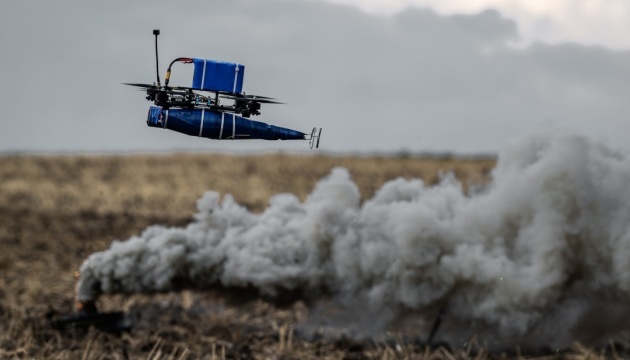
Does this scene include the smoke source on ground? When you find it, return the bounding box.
[77,133,630,347]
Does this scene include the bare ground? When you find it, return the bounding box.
[0,153,621,359]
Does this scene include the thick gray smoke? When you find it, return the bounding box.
[77,133,630,346]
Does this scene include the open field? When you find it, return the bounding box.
[0,153,619,359]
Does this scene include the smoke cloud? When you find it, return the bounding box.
[77,133,630,346]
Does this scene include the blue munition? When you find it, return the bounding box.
[147,106,306,141]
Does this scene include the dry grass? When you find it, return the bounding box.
[0,153,494,216]
[0,152,620,359]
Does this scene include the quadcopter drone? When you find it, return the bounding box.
[126,30,321,148]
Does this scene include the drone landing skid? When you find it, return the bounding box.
[308,127,322,149]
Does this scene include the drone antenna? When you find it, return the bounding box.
[153,29,161,87]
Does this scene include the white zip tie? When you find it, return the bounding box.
[201,59,207,90]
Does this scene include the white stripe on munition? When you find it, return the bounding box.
[199,110,205,137]
[219,112,225,139]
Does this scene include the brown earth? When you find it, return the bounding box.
[0,153,617,359]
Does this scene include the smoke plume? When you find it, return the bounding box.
[77,133,630,346]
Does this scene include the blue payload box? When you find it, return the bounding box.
[191,58,244,93]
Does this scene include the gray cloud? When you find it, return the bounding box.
[1,0,629,153]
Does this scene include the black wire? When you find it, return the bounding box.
[165,58,193,87]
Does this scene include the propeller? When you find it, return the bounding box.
[170,85,206,92]
[219,94,284,104]
[223,94,278,100]
[123,82,158,89]
[127,84,279,100]
[125,84,195,97]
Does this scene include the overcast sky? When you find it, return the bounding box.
[2,0,630,154]
[325,0,630,49]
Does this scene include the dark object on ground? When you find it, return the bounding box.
[50,311,129,334]
[427,307,446,345]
